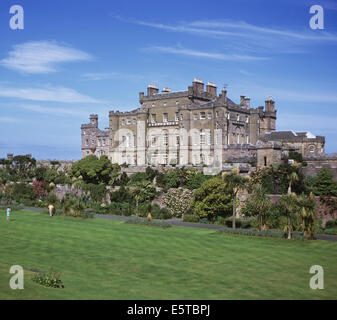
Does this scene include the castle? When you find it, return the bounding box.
[81,78,325,168]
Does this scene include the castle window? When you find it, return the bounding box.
[86,151,89,155]
[91,139,95,144]
[127,118,131,125]
[163,102,167,107]
[208,130,212,145]
[227,112,230,120]
[133,118,136,124]
[122,136,126,146]
[83,131,86,135]
[194,114,198,120]
[200,129,206,145]
[152,103,155,108]
[264,156,267,167]
[85,139,89,146]
[208,113,212,120]
[246,136,249,144]
[103,139,106,146]
[175,112,179,121]
[176,101,179,105]
[200,112,206,120]
[121,119,125,125]
[215,111,218,118]
[151,114,157,123]
[180,114,183,120]
[163,132,169,146]
[163,113,168,123]
[309,145,315,153]
[246,117,249,123]
[133,135,136,147]
[194,132,198,145]
[237,114,240,121]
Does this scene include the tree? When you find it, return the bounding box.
[287,171,299,194]
[278,193,298,239]
[223,170,248,229]
[10,155,36,182]
[313,168,337,197]
[70,155,114,185]
[297,192,316,239]
[241,184,272,231]
[132,181,157,203]
[191,177,232,221]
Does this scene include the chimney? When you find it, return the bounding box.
[162,87,171,93]
[7,153,13,160]
[265,98,275,112]
[240,95,246,105]
[244,97,250,108]
[147,84,159,96]
[193,78,204,95]
[139,92,144,103]
[206,81,217,97]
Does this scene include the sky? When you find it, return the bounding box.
[0,0,336,160]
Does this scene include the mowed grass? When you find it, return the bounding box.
[0,210,337,300]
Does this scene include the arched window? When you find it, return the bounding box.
[200,129,206,145]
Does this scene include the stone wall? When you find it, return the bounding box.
[302,155,337,179]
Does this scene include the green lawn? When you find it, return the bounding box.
[1,210,337,300]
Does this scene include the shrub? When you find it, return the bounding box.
[199,217,209,224]
[159,207,171,220]
[183,214,200,223]
[32,269,64,288]
[163,188,193,218]
[325,219,337,229]
[217,227,305,240]
[125,217,171,228]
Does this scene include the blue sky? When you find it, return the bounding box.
[0,0,336,159]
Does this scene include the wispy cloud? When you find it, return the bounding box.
[132,18,337,42]
[143,46,268,61]
[0,116,22,123]
[0,41,92,74]
[0,85,103,103]
[17,104,87,117]
[82,71,144,81]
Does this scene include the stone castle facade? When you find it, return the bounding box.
[81,78,325,168]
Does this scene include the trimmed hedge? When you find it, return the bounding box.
[217,227,306,240]
[125,217,171,228]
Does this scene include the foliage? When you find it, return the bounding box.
[217,227,305,240]
[241,184,272,231]
[128,172,150,185]
[109,185,133,203]
[163,187,194,218]
[313,168,337,197]
[83,183,108,203]
[32,269,64,288]
[185,171,209,190]
[125,216,171,228]
[32,181,48,199]
[296,193,317,239]
[191,177,232,221]
[182,214,200,223]
[70,155,114,185]
[132,181,157,203]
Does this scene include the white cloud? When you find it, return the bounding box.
[82,72,144,81]
[0,41,92,74]
[18,104,87,117]
[0,85,103,103]
[0,116,22,123]
[144,46,267,61]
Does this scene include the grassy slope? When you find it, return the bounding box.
[0,210,336,300]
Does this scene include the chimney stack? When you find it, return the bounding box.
[206,81,217,97]
[193,78,204,95]
[265,98,275,112]
[147,84,159,96]
[162,87,171,93]
[240,95,246,105]
[244,97,250,109]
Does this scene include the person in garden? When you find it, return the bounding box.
[48,204,55,217]
[6,207,11,221]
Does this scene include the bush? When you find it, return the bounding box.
[159,208,171,219]
[223,218,253,229]
[217,227,305,240]
[325,219,337,229]
[125,217,171,228]
[163,188,193,218]
[32,269,64,288]
[183,214,200,223]
[200,218,209,224]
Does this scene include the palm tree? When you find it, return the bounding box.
[287,171,299,194]
[297,192,316,239]
[223,170,248,229]
[279,193,298,239]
